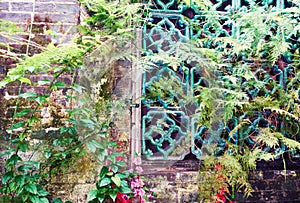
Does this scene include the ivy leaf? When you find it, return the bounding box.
[14,109,32,117]
[18,142,28,152]
[106,172,114,176]
[99,177,111,187]
[111,165,118,173]
[19,133,27,141]
[72,84,85,92]
[97,151,106,162]
[34,96,49,105]
[53,139,60,147]
[26,66,35,73]
[30,195,39,203]
[86,139,104,153]
[87,189,98,201]
[37,80,51,85]
[116,172,129,179]
[18,164,33,172]
[109,191,117,202]
[15,175,25,187]
[116,161,127,168]
[8,121,25,131]
[19,92,38,99]
[92,140,105,149]
[2,171,14,184]
[80,119,95,129]
[107,155,116,163]
[21,193,29,202]
[53,81,67,89]
[37,189,49,197]
[0,149,15,157]
[52,198,63,203]
[120,186,132,194]
[99,166,109,178]
[5,154,22,166]
[25,183,38,194]
[39,197,49,203]
[28,117,41,126]
[111,176,121,187]
[25,161,41,170]
[18,77,32,85]
[86,141,97,153]
[98,196,105,203]
[44,151,51,159]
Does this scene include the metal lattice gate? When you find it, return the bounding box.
[141,0,300,160]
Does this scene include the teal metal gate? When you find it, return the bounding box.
[141,0,300,160]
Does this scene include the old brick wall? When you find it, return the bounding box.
[0,0,81,143]
[143,158,300,203]
[0,0,81,93]
[0,1,86,202]
[0,0,80,33]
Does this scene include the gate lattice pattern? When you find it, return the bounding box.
[141,0,300,160]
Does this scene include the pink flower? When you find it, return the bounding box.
[133,188,145,197]
[131,180,138,189]
[135,166,143,174]
[133,156,142,165]
[128,168,134,173]
[147,194,153,199]
[130,176,144,189]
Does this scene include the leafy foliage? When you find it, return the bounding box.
[0,0,145,202]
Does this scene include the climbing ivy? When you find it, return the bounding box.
[0,0,145,202]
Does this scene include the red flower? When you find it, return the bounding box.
[116,156,124,161]
[219,188,225,195]
[116,192,132,203]
[214,163,224,171]
[216,193,226,202]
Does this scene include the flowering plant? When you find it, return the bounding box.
[199,159,234,203]
[87,146,154,203]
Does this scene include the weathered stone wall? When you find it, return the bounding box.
[0,0,80,32]
[0,0,81,69]
[143,158,300,203]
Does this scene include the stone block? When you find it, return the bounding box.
[0,35,13,44]
[263,170,275,179]
[0,13,31,23]
[0,2,9,11]
[36,13,78,24]
[48,24,77,34]
[282,180,297,191]
[11,2,33,12]
[9,0,34,2]
[178,189,198,203]
[251,180,268,190]
[55,3,79,15]
[281,191,300,200]
[35,3,55,13]
[36,0,77,2]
